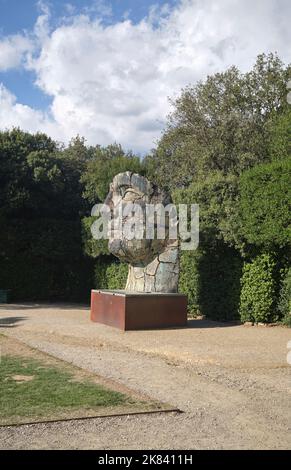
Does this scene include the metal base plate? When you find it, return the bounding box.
[90,290,188,331]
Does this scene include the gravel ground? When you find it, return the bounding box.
[0,303,290,450]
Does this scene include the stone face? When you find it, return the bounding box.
[105,172,180,293]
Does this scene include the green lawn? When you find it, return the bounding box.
[0,354,128,424]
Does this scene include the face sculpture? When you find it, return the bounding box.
[104,172,179,293]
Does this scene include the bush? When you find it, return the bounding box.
[179,245,242,320]
[198,245,242,321]
[268,107,291,161]
[94,257,128,290]
[239,253,278,323]
[0,129,94,303]
[0,218,94,302]
[278,268,291,326]
[179,251,200,316]
[239,158,291,250]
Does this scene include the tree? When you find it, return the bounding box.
[268,107,291,161]
[0,128,57,216]
[81,143,145,204]
[0,129,93,301]
[147,53,291,191]
[173,171,239,248]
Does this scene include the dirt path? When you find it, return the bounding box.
[0,303,290,449]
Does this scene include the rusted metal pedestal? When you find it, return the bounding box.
[91,290,188,331]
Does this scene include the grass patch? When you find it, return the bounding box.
[0,354,129,424]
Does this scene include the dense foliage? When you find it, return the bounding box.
[238,158,291,250]
[147,53,290,322]
[94,257,128,290]
[278,268,291,326]
[179,246,242,321]
[239,253,278,323]
[146,53,290,191]
[0,131,94,301]
[81,144,145,203]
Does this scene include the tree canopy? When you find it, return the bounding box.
[146,53,291,191]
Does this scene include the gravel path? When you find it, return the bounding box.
[0,303,290,449]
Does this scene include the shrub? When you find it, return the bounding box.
[239,158,291,250]
[179,245,242,320]
[0,219,94,302]
[198,246,242,321]
[278,268,291,326]
[106,262,128,290]
[94,257,128,290]
[179,251,200,316]
[0,129,94,303]
[239,253,278,323]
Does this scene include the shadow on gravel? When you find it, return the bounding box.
[0,316,27,328]
[135,319,241,332]
[0,303,89,311]
[186,319,240,329]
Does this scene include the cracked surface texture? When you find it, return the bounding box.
[104,172,179,292]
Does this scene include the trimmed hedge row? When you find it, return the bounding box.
[278,268,291,326]
[239,158,291,250]
[179,245,242,321]
[239,254,278,323]
[0,219,94,302]
[94,256,128,290]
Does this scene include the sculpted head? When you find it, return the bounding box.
[104,172,172,266]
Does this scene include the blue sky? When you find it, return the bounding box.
[0,0,178,35]
[0,0,177,110]
[0,0,290,152]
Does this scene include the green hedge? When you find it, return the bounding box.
[239,253,278,323]
[179,250,200,316]
[179,245,242,320]
[239,158,291,250]
[198,246,242,321]
[278,268,291,326]
[0,219,94,302]
[94,257,128,290]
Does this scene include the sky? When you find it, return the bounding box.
[0,0,291,154]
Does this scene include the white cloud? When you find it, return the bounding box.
[0,35,33,71]
[0,84,61,139]
[0,1,49,72]
[84,0,113,18]
[34,0,51,42]
[1,0,291,152]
